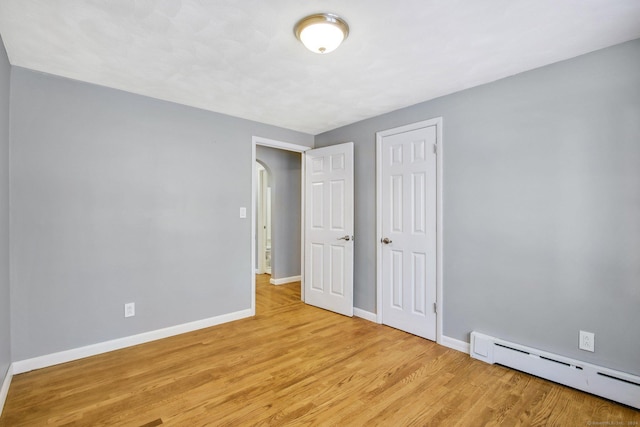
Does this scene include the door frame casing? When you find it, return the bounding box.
[255,162,269,275]
[251,136,311,315]
[375,118,444,344]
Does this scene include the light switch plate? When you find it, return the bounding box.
[239,207,247,218]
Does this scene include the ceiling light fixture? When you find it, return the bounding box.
[294,13,349,54]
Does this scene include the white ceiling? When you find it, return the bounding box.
[1,0,639,135]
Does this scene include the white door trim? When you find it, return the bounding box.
[251,136,311,314]
[255,163,266,274]
[375,118,444,344]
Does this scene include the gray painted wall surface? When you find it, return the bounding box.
[10,67,312,361]
[316,39,640,376]
[256,146,301,280]
[0,35,11,380]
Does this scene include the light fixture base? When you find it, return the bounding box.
[294,13,349,54]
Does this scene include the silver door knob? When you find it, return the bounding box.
[381,237,392,244]
[338,235,351,241]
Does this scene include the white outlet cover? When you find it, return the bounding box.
[579,330,595,352]
[124,302,135,318]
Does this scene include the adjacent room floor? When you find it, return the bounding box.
[1,274,638,425]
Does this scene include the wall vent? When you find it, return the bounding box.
[470,332,640,409]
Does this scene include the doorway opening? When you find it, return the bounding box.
[250,137,310,315]
[251,137,355,318]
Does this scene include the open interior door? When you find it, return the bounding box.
[304,142,354,316]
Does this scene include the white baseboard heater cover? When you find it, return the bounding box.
[470,332,640,409]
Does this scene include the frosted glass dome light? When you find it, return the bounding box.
[294,13,349,54]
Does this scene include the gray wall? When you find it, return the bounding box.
[0,35,11,381]
[316,39,640,376]
[10,67,312,361]
[256,146,301,280]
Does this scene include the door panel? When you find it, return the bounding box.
[392,250,403,308]
[311,243,324,291]
[304,142,354,316]
[380,126,437,340]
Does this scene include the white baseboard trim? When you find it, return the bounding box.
[0,364,14,417]
[12,308,253,375]
[353,308,377,323]
[270,275,301,285]
[440,335,470,354]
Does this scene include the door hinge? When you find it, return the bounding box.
[433,302,437,314]
[433,143,437,154]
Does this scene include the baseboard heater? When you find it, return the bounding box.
[470,332,640,409]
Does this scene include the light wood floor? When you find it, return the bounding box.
[2,274,638,426]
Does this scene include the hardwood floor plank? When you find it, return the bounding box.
[1,274,638,426]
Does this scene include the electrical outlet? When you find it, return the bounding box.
[579,330,594,352]
[124,302,135,318]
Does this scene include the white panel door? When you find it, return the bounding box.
[380,126,437,339]
[304,142,354,317]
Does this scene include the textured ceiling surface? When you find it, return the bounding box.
[1,0,639,135]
